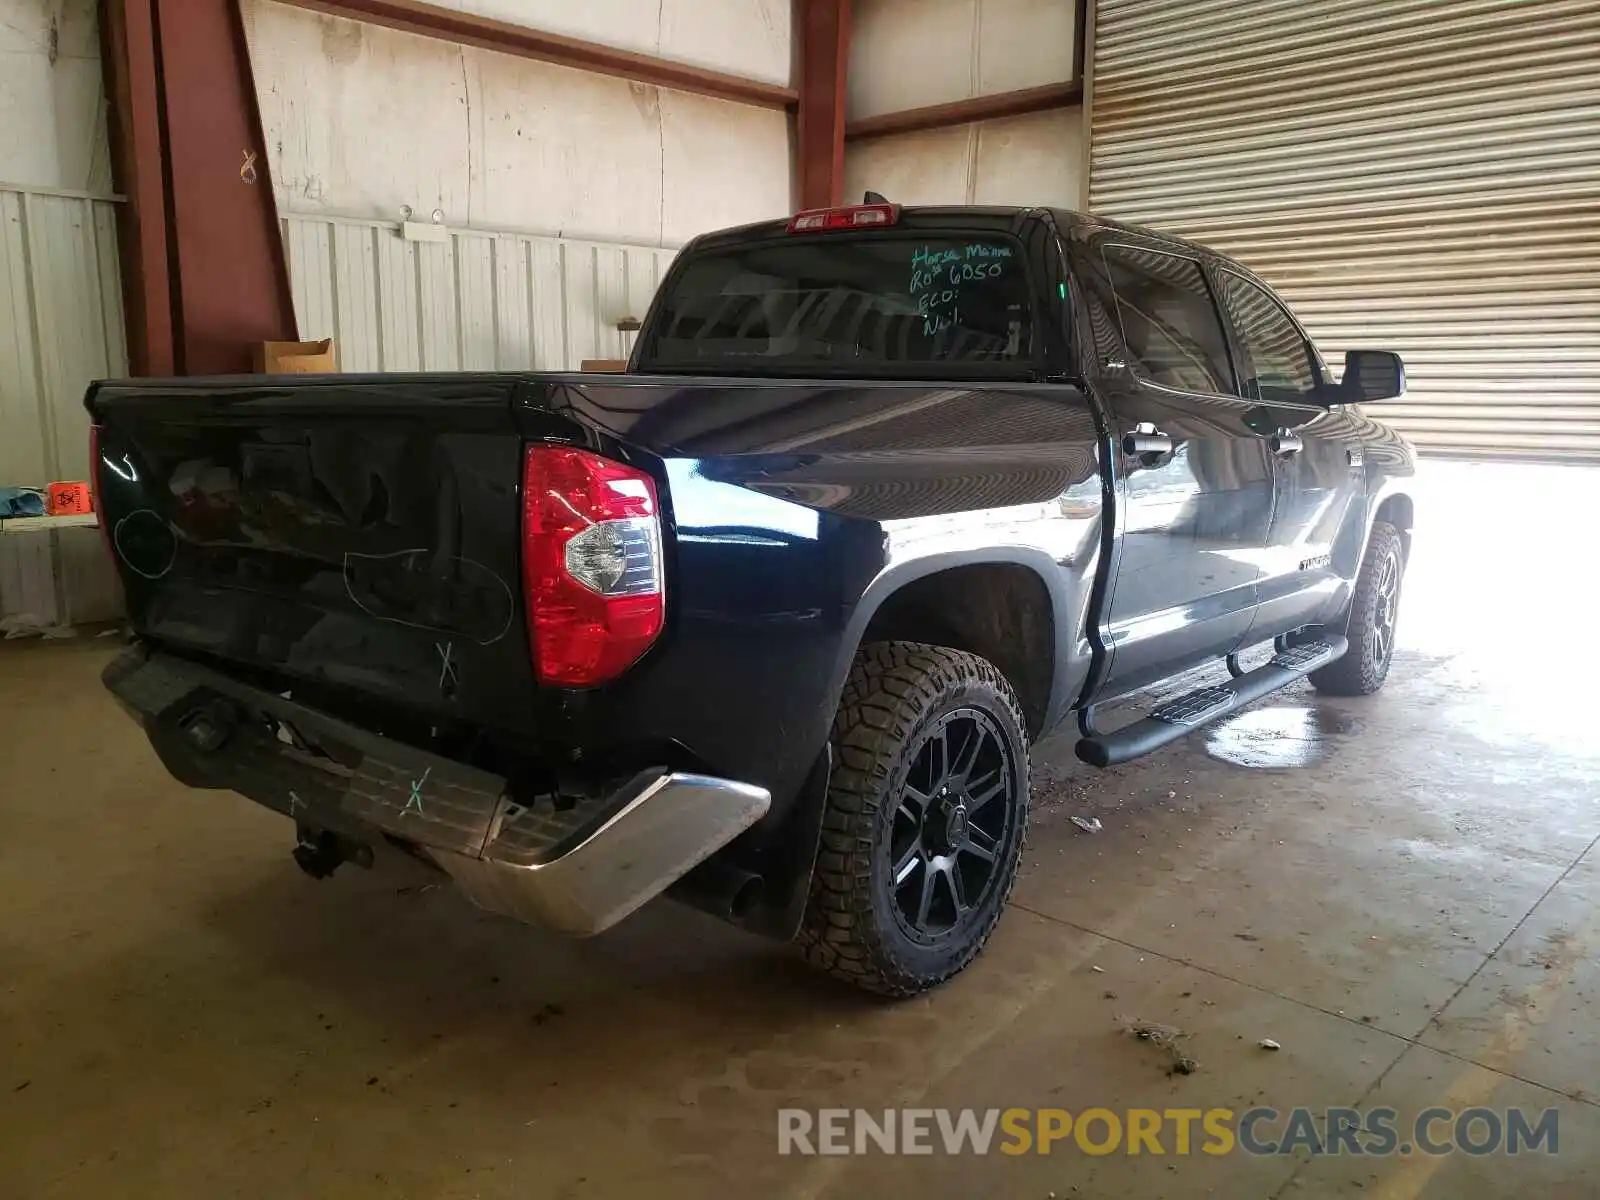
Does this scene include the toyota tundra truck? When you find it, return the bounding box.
[87,203,1416,995]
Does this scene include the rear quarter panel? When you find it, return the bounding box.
[533,376,1106,815]
[1291,400,1418,625]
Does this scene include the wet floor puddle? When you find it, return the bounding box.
[1204,705,1361,769]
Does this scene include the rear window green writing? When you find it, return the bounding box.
[645,235,1032,372]
[910,243,1016,335]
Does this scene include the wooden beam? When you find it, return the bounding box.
[280,0,798,110]
[796,0,852,209]
[845,80,1083,142]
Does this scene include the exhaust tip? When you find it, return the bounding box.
[668,860,765,925]
[727,872,763,922]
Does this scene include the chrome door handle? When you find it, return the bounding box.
[1271,433,1303,456]
[1123,431,1174,455]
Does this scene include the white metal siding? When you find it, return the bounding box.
[245,1,792,252]
[1089,0,1600,462]
[282,215,678,371]
[0,184,125,626]
[844,0,1087,210]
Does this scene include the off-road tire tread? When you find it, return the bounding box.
[796,641,1029,996]
[1310,521,1404,696]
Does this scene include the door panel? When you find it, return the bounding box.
[1214,269,1365,637]
[1084,242,1275,699]
[1256,401,1366,637]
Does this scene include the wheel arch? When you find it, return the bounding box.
[832,549,1091,742]
[1373,490,1414,561]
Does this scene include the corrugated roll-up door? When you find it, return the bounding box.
[1089,0,1600,462]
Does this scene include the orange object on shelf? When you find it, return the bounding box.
[47,481,93,516]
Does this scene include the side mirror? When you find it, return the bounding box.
[1338,349,1405,403]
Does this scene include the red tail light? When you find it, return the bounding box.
[786,203,900,234]
[521,446,665,687]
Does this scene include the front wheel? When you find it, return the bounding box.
[796,642,1030,996]
[1310,521,1405,696]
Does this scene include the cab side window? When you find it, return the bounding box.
[1217,271,1320,404]
[1100,244,1235,396]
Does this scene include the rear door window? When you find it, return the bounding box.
[1100,244,1235,396]
[643,234,1034,374]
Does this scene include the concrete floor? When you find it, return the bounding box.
[4,461,1599,1199]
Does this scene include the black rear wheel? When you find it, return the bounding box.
[797,642,1029,996]
[887,706,1017,944]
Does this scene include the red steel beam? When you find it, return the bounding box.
[101,0,297,376]
[279,0,798,110]
[796,0,851,210]
[845,80,1083,142]
[100,0,174,376]
[154,0,297,374]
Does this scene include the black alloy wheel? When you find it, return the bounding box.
[887,707,1018,942]
[798,642,1030,996]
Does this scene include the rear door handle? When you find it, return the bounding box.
[1123,431,1173,455]
[1271,433,1303,456]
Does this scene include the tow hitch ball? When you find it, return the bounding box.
[292,825,372,879]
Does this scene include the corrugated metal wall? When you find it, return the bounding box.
[843,0,1085,209]
[0,183,126,626]
[281,215,679,372]
[1089,0,1600,462]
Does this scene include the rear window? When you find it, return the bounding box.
[641,234,1035,374]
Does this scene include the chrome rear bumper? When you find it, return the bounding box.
[105,649,771,936]
[431,772,769,934]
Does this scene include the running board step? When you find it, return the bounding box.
[1075,635,1348,769]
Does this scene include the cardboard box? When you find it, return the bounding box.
[255,338,338,374]
[579,359,628,373]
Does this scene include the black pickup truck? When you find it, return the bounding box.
[88,203,1415,995]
